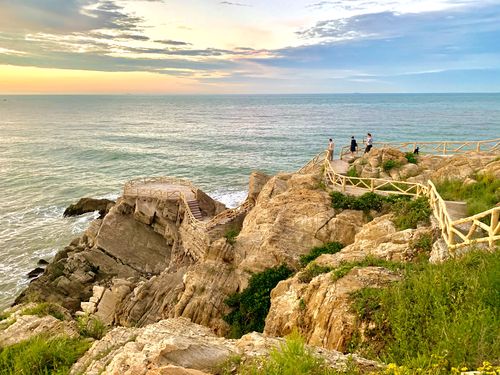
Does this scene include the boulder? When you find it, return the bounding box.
[63,198,115,218]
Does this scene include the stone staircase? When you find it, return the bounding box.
[186,200,203,220]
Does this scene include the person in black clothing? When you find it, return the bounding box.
[350,136,358,156]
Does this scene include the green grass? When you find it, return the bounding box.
[224,228,240,245]
[298,264,333,283]
[391,197,431,230]
[22,303,66,321]
[0,335,90,375]
[349,250,500,373]
[300,242,344,267]
[434,174,500,216]
[331,191,387,212]
[347,167,359,178]
[410,233,433,253]
[224,331,361,375]
[224,264,294,338]
[382,160,401,172]
[404,152,418,164]
[331,257,405,283]
[76,314,107,340]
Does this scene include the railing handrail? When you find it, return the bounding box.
[322,153,499,251]
[339,138,500,160]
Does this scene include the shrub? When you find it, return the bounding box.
[224,228,240,245]
[331,191,387,213]
[224,265,294,338]
[0,335,90,375]
[347,167,359,178]
[298,264,333,283]
[349,250,500,372]
[382,160,400,172]
[76,314,107,340]
[410,233,433,253]
[300,242,344,267]
[232,331,361,375]
[22,303,65,321]
[404,152,418,164]
[331,191,355,210]
[391,196,431,230]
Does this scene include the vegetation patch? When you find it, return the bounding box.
[435,174,500,216]
[349,250,500,373]
[224,228,240,245]
[382,160,400,172]
[224,264,294,338]
[76,314,107,340]
[298,264,333,283]
[347,167,359,178]
[409,233,433,253]
[219,331,361,375]
[331,257,405,283]
[0,335,90,375]
[404,152,418,164]
[331,191,410,213]
[391,197,431,230]
[22,303,66,321]
[300,242,343,267]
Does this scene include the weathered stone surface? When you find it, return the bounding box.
[70,318,381,375]
[0,313,79,347]
[264,267,401,352]
[248,171,271,203]
[64,197,115,218]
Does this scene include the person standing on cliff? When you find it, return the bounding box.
[327,138,334,161]
[364,133,373,153]
[350,136,358,156]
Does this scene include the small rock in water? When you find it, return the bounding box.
[37,259,49,266]
[27,267,44,279]
[63,197,115,218]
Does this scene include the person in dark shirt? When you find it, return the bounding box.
[350,136,358,156]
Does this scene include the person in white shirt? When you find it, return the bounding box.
[327,138,334,161]
[364,133,373,153]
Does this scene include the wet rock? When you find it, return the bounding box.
[27,267,44,279]
[63,197,115,218]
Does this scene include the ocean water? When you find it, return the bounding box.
[1,93,499,309]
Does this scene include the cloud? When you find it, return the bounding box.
[219,1,252,7]
[154,39,192,46]
[0,0,143,33]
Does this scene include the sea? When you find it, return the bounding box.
[1,93,499,309]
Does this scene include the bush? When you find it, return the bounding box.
[0,335,90,375]
[300,242,343,267]
[404,152,418,164]
[224,228,240,245]
[22,303,65,321]
[331,192,387,213]
[382,160,400,172]
[231,331,361,375]
[298,264,333,283]
[410,233,433,253]
[391,196,431,230]
[349,250,500,372]
[224,265,294,338]
[347,167,359,178]
[76,314,107,340]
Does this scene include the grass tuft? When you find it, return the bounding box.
[22,303,66,321]
[391,197,431,230]
[298,264,333,283]
[404,152,418,164]
[435,174,500,216]
[382,160,401,172]
[224,228,240,245]
[0,335,90,375]
[331,257,405,283]
[76,314,107,340]
[300,242,343,267]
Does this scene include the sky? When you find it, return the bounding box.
[0,0,499,94]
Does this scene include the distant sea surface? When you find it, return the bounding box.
[1,93,499,308]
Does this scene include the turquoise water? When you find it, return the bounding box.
[1,93,499,308]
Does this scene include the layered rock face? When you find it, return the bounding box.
[264,214,435,352]
[70,317,380,375]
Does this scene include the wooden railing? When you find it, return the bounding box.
[297,151,325,174]
[323,155,499,251]
[339,138,500,160]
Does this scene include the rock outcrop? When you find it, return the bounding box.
[64,197,115,218]
[70,317,381,375]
